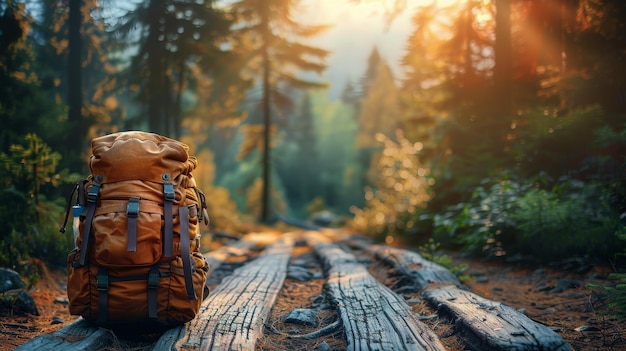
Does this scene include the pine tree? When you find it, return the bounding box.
[229,0,329,222]
[356,47,401,153]
[111,0,232,138]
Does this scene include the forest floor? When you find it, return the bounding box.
[0,238,624,351]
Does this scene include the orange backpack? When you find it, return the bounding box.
[61,131,209,326]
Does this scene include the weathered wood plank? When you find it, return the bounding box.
[13,319,111,351]
[306,232,446,351]
[15,232,278,351]
[423,285,571,351]
[203,232,267,271]
[369,245,461,290]
[154,234,294,351]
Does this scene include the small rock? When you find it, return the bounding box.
[311,271,324,279]
[0,268,26,293]
[310,211,339,227]
[0,289,39,316]
[517,308,526,315]
[54,297,69,305]
[51,316,64,325]
[405,298,422,305]
[283,308,317,326]
[536,284,554,292]
[287,267,312,282]
[315,341,331,351]
[550,279,581,294]
[475,276,489,283]
[575,325,601,332]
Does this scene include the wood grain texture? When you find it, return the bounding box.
[423,285,571,351]
[158,235,294,351]
[369,245,461,290]
[306,232,447,351]
[13,319,111,351]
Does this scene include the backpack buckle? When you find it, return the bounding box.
[126,197,140,218]
[162,174,175,202]
[97,274,109,291]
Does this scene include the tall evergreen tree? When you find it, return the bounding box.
[276,92,319,214]
[67,0,82,139]
[356,47,401,153]
[112,0,232,138]
[230,0,329,222]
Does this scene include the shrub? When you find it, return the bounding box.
[433,177,525,258]
[433,175,625,262]
[350,131,434,242]
[0,134,76,270]
[510,179,624,260]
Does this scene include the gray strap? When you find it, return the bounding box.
[79,176,102,266]
[96,267,108,324]
[147,265,159,319]
[179,206,197,300]
[163,174,175,258]
[126,197,140,252]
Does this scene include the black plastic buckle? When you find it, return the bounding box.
[126,197,140,218]
[148,272,159,289]
[97,275,109,291]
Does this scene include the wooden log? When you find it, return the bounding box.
[13,319,111,351]
[423,285,571,351]
[15,233,277,351]
[306,232,446,351]
[203,233,263,271]
[154,235,294,351]
[369,245,461,289]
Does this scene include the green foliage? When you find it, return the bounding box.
[351,131,433,241]
[510,180,624,259]
[589,224,626,320]
[433,175,625,262]
[0,135,75,270]
[433,177,524,257]
[418,238,470,282]
[601,273,626,320]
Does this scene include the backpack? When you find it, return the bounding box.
[60,131,210,326]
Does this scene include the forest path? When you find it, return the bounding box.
[13,229,573,351]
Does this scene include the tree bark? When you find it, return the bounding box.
[307,232,447,351]
[68,0,83,136]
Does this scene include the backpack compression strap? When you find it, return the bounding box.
[126,197,140,252]
[79,176,102,266]
[179,205,197,300]
[163,174,175,258]
[96,265,162,323]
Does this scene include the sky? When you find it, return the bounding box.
[296,0,415,99]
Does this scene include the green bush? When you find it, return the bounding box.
[0,134,76,270]
[350,131,434,242]
[510,179,624,259]
[418,238,470,282]
[433,175,625,262]
[433,177,525,258]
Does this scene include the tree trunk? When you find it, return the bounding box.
[146,0,165,135]
[260,24,271,223]
[68,0,82,136]
[493,0,512,150]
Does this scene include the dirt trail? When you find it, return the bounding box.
[1,232,624,351]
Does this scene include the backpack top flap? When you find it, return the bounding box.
[90,131,194,183]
